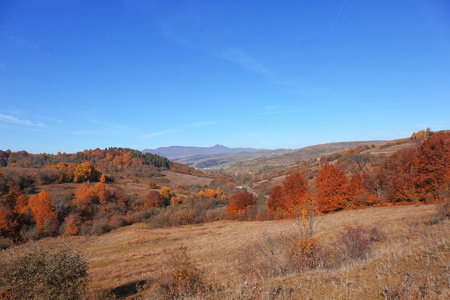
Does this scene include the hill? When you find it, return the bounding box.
[211,140,387,172]
[33,204,449,298]
[174,148,292,169]
[142,144,275,160]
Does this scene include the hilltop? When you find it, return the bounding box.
[142,144,274,160]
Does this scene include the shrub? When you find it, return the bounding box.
[157,244,207,299]
[226,191,257,220]
[334,225,373,260]
[0,243,89,299]
[92,221,113,236]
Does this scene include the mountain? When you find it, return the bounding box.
[142,144,271,160]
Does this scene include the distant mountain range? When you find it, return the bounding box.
[142,144,272,160]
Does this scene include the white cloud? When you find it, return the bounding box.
[222,48,273,77]
[137,120,225,140]
[0,113,45,127]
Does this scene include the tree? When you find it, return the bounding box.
[64,213,82,236]
[315,163,349,213]
[0,205,18,239]
[73,162,102,183]
[267,171,310,218]
[226,191,257,220]
[145,190,165,208]
[379,147,419,204]
[415,131,450,201]
[28,191,58,236]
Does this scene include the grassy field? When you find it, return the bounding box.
[46,203,448,299]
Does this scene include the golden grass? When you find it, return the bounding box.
[57,203,450,299]
[161,171,212,186]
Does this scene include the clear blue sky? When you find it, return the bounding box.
[1,0,449,154]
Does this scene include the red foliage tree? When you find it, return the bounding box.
[64,213,82,236]
[415,131,450,201]
[226,191,257,220]
[145,190,165,208]
[0,205,18,238]
[315,163,349,213]
[379,147,419,204]
[267,171,310,218]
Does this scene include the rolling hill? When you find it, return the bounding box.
[142,144,275,160]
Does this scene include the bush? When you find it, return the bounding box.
[0,243,89,299]
[334,225,373,260]
[157,244,207,299]
[92,221,113,236]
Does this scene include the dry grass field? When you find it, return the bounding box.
[160,171,212,187]
[46,203,449,299]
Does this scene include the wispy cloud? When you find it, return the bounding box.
[222,48,273,77]
[137,120,225,140]
[0,113,45,127]
[137,128,186,140]
[329,0,347,39]
[70,130,102,135]
[252,107,341,116]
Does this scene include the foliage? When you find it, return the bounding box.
[28,191,58,237]
[0,243,89,299]
[226,191,257,220]
[267,171,310,218]
[73,162,102,183]
[415,131,450,201]
[315,163,349,213]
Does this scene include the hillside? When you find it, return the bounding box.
[212,140,387,172]
[174,148,292,169]
[21,204,449,299]
[142,144,274,160]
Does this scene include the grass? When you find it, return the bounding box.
[50,203,449,298]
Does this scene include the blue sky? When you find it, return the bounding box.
[1,0,449,154]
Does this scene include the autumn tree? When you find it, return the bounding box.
[379,147,419,204]
[64,213,82,236]
[73,182,111,214]
[315,163,349,213]
[28,191,58,237]
[145,190,165,208]
[73,162,102,183]
[226,191,257,220]
[415,131,450,201]
[267,171,310,218]
[0,205,18,239]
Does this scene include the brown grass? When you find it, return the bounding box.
[51,203,449,298]
[161,171,212,187]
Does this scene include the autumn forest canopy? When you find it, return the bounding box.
[0,130,449,249]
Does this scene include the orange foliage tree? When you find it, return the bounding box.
[226,191,257,220]
[415,131,450,201]
[315,163,349,213]
[73,162,102,183]
[267,171,310,218]
[73,182,111,213]
[28,191,58,236]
